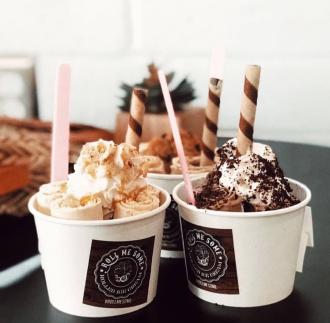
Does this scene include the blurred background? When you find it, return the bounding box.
[0,0,329,146]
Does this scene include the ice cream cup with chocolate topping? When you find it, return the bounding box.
[173,177,313,307]
[28,185,170,317]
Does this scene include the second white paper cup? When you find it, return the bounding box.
[173,177,312,307]
[147,173,206,259]
[28,185,170,317]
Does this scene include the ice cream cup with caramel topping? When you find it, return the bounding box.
[29,140,172,317]
[29,185,170,317]
[173,176,313,307]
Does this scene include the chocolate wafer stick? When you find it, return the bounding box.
[125,88,148,147]
[237,65,261,155]
[200,77,223,166]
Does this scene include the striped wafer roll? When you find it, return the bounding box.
[237,65,261,155]
[125,87,148,147]
[200,77,223,166]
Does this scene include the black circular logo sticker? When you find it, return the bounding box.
[186,229,228,283]
[94,245,147,299]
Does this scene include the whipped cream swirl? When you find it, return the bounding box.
[67,140,149,210]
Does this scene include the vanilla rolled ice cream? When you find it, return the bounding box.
[114,185,160,218]
[37,181,67,215]
[50,195,104,220]
[170,156,214,174]
[36,140,161,220]
[194,138,300,212]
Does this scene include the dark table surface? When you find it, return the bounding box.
[1,140,330,323]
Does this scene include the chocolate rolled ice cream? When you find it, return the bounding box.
[36,140,161,220]
[194,138,300,212]
[139,129,214,174]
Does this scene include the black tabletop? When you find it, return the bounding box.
[1,140,330,323]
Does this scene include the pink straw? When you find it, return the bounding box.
[51,64,71,182]
[158,70,195,205]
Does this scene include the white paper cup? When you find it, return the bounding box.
[147,173,206,259]
[173,177,313,307]
[28,185,170,317]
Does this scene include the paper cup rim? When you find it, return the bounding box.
[147,172,207,181]
[172,177,311,218]
[28,184,171,226]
